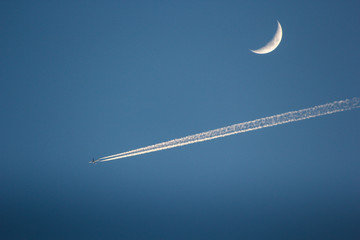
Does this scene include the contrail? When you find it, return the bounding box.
[97,97,360,163]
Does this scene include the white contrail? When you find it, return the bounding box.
[97,97,360,163]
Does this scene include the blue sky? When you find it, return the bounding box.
[1,1,360,239]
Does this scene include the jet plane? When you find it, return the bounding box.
[89,158,98,164]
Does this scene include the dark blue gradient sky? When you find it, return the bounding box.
[1,1,360,239]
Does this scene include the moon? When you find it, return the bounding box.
[250,20,283,54]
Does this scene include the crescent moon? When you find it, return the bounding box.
[250,20,283,54]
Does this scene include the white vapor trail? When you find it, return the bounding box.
[97,97,360,163]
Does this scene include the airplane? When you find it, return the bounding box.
[89,158,98,164]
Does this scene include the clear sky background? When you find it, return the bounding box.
[1,0,360,239]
